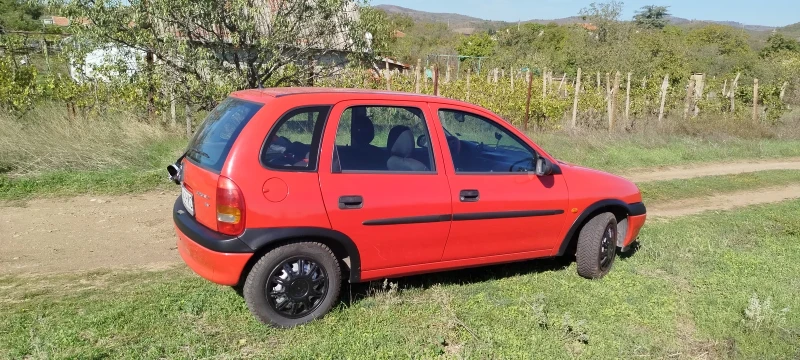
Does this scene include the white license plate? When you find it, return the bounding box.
[181,186,195,216]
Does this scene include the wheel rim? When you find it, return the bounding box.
[599,224,616,270]
[266,257,328,318]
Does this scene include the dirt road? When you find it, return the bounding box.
[3,158,800,275]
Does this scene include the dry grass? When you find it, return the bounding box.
[0,104,178,176]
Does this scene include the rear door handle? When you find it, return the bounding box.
[459,190,479,202]
[338,195,363,209]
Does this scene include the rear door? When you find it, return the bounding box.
[181,97,263,230]
[430,105,570,260]
[317,100,453,272]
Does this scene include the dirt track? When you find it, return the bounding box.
[3,158,800,275]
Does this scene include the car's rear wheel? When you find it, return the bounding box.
[243,241,341,328]
[576,212,618,279]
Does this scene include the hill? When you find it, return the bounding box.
[374,4,777,34]
[777,22,800,40]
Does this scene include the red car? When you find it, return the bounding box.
[170,88,646,327]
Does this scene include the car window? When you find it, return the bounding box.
[261,106,330,170]
[185,97,263,172]
[333,106,435,172]
[438,109,536,173]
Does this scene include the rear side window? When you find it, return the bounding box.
[261,106,331,171]
[185,97,262,172]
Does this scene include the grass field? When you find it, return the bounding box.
[2,200,799,358]
[4,130,800,200]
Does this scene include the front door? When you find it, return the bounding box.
[318,101,452,272]
[430,105,569,260]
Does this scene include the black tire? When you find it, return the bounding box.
[243,241,341,328]
[576,212,618,279]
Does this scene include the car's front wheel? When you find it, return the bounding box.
[576,212,618,279]
[243,241,341,328]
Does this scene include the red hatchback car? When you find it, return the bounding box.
[170,88,646,327]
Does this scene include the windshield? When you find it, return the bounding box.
[185,97,263,172]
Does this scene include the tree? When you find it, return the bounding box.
[0,0,45,32]
[456,32,494,58]
[633,5,670,30]
[63,0,382,107]
[761,33,800,58]
[579,1,624,43]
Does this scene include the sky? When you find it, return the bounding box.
[370,0,799,27]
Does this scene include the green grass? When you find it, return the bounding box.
[2,201,799,358]
[0,139,182,201]
[4,130,800,200]
[639,169,800,204]
[536,133,800,172]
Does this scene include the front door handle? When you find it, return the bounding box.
[459,190,479,202]
[338,195,363,209]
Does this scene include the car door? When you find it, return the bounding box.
[317,100,453,272]
[430,104,570,260]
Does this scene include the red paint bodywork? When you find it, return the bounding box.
[175,88,647,285]
[175,224,250,286]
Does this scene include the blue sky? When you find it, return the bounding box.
[370,0,798,27]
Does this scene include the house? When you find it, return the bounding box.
[41,16,70,27]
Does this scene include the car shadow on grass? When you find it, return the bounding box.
[340,256,575,306]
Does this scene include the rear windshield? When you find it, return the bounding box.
[185,97,263,172]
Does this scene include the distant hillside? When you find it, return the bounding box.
[777,22,800,40]
[374,4,778,34]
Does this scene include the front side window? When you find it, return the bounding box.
[261,106,330,170]
[438,109,536,173]
[185,97,263,172]
[333,106,434,172]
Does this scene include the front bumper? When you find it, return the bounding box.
[173,198,253,286]
[621,213,647,251]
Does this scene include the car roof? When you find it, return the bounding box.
[231,87,485,110]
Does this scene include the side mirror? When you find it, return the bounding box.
[416,134,429,147]
[534,156,553,177]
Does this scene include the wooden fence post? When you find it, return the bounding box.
[493,68,499,83]
[605,72,612,127]
[658,75,669,123]
[510,70,514,89]
[572,68,582,129]
[542,69,548,99]
[683,78,696,120]
[625,72,632,125]
[466,68,471,102]
[385,61,391,91]
[722,79,728,99]
[642,75,647,89]
[185,89,192,138]
[609,71,620,130]
[780,81,788,101]
[557,73,566,96]
[415,59,421,93]
[753,78,759,123]
[730,72,740,112]
[525,70,533,131]
[445,65,451,83]
[170,83,176,128]
[433,64,439,96]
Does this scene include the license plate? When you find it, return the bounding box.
[181,185,195,216]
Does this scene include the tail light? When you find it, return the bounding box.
[216,176,245,235]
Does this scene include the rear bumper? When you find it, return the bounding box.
[173,198,253,286]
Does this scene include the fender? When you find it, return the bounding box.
[238,227,362,282]
[556,199,646,256]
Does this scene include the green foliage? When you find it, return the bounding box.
[760,33,800,58]
[633,5,670,30]
[456,33,495,58]
[0,0,45,31]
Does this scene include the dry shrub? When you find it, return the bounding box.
[0,104,177,176]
